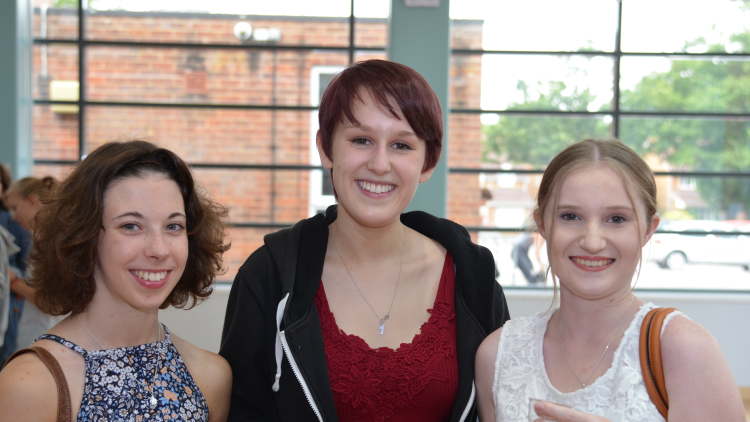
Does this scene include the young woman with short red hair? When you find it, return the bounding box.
[220,59,510,422]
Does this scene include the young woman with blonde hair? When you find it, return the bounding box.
[475,139,745,422]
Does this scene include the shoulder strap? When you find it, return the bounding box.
[3,346,73,422]
[639,307,678,420]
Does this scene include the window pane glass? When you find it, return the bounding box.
[85,107,314,165]
[353,0,388,48]
[352,51,387,62]
[34,5,78,40]
[33,44,78,100]
[451,172,539,231]
[473,227,750,291]
[620,57,750,114]
[479,114,612,168]
[86,46,349,106]
[32,164,75,184]
[33,105,79,161]
[222,227,277,282]
[621,0,750,54]
[478,55,614,112]
[85,9,351,47]
[451,20,483,50]
[450,0,618,52]
[619,118,750,173]
[354,18,386,49]
[450,55,482,109]
[653,175,750,224]
[474,230,541,287]
[193,169,309,225]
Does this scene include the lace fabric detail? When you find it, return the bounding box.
[492,302,682,422]
[315,254,458,422]
[36,325,208,422]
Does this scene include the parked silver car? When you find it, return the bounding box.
[648,220,750,271]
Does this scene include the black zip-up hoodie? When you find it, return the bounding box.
[220,206,510,421]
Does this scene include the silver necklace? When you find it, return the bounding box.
[77,314,162,408]
[331,224,407,335]
[556,298,636,388]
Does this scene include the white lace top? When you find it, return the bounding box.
[492,302,682,422]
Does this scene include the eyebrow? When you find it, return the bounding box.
[344,123,416,138]
[557,204,634,211]
[112,211,186,221]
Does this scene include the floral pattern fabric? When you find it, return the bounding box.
[36,325,208,422]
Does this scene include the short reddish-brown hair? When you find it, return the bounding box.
[318,59,443,173]
[29,140,229,315]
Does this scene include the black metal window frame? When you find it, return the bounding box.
[32,1,385,229]
[31,2,750,234]
[447,1,750,234]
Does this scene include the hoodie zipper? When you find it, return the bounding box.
[279,330,324,422]
[459,381,476,422]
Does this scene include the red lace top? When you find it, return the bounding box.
[315,253,458,422]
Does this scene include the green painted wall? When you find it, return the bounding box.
[388,0,450,218]
[0,0,33,180]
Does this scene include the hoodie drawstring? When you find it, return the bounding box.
[272,292,290,392]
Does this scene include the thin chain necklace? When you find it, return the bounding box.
[556,298,636,388]
[331,224,407,335]
[77,314,162,408]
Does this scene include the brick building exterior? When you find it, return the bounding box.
[31,7,484,278]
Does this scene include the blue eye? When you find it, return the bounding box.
[560,213,578,221]
[122,223,140,231]
[609,215,627,224]
[166,223,185,232]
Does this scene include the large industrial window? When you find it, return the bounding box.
[447,0,750,291]
[31,0,390,279]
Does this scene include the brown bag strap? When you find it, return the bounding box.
[639,307,678,420]
[3,346,73,422]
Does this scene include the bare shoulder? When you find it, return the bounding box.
[476,327,503,370]
[661,314,745,421]
[170,333,232,422]
[660,314,719,365]
[475,327,503,422]
[0,352,58,422]
[409,227,447,259]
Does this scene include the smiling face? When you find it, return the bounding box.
[537,165,659,301]
[94,174,188,312]
[318,90,434,228]
[5,191,40,230]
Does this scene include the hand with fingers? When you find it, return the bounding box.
[533,401,612,422]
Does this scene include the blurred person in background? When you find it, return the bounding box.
[0,164,31,362]
[511,228,546,284]
[3,176,62,350]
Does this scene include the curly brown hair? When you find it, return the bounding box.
[28,140,230,315]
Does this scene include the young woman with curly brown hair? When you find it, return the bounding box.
[0,140,232,422]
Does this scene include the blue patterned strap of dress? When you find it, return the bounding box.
[35,333,89,357]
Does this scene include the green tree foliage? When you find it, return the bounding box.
[482,81,610,166]
[483,32,750,217]
[52,0,80,8]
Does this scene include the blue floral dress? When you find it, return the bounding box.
[36,325,209,421]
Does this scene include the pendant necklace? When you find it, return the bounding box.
[78,314,162,408]
[556,297,636,388]
[331,224,407,335]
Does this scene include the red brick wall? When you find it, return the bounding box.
[31,8,484,278]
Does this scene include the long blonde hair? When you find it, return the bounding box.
[533,139,657,306]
